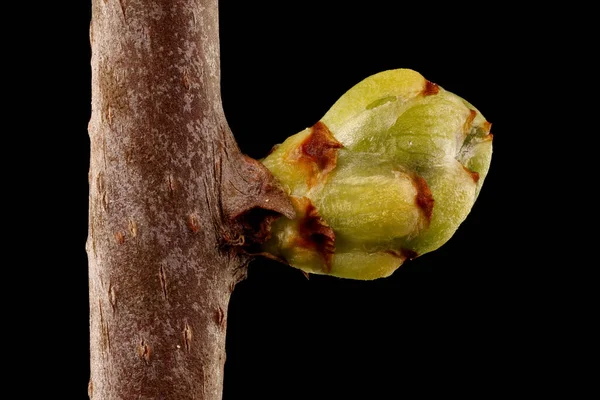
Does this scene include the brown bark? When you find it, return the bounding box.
[88,1,293,398]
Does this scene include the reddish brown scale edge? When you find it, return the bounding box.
[423,80,440,96]
[293,196,335,273]
[483,121,493,134]
[464,110,477,134]
[297,121,343,187]
[475,120,493,140]
[385,248,419,260]
[411,174,434,225]
[462,165,481,183]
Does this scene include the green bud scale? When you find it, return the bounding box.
[261,69,493,280]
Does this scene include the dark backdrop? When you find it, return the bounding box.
[61,1,557,399]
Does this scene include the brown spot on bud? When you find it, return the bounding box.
[293,197,336,273]
[297,121,343,187]
[411,174,434,225]
[423,80,440,96]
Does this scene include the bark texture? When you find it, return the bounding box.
[88,1,293,398]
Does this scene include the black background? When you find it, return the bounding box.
[51,1,570,399]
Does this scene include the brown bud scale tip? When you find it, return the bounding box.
[483,121,493,134]
[464,110,477,134]
[411,174,435,225]
[422,80,440,96]
[297,121,343,187]
[293,197,336,272]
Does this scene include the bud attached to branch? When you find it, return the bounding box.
[261,69,493,280]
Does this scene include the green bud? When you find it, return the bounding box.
[261,68,493,280]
